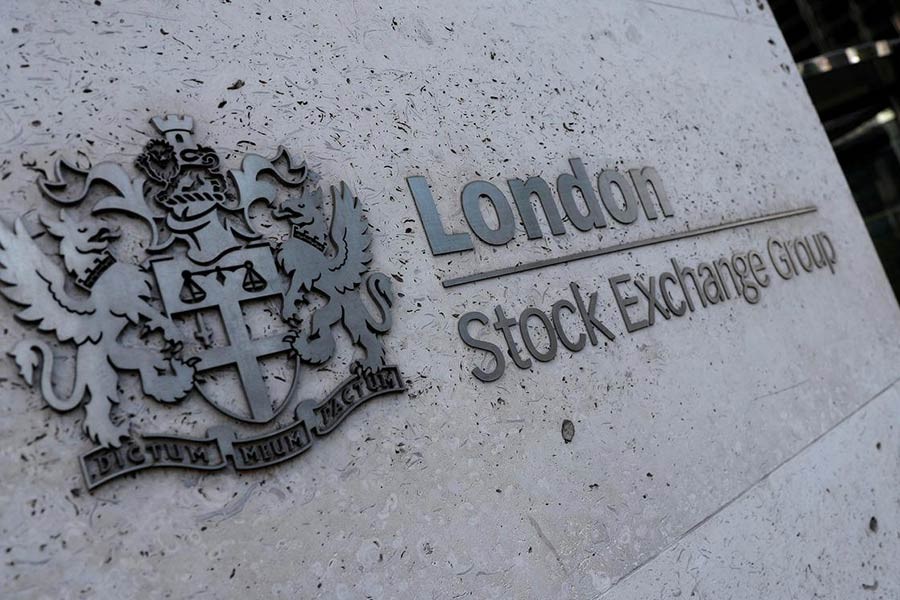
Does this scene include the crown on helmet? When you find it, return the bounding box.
[151,114,194,135]
[150,114,197,158]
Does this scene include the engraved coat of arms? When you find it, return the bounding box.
[0,114,404,490]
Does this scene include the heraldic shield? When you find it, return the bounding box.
[151,243,294,424]
[0,114,405,491]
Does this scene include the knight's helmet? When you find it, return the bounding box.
[139,115,240,264]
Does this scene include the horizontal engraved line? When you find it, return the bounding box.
[441,206,819,288]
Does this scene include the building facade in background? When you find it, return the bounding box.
[773,0,900,295]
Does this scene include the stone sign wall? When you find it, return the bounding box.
[1,1,898,598]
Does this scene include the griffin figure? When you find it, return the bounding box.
[275,178,394,370]
[0,212,197,447]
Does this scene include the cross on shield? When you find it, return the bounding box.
[151,242,296,423]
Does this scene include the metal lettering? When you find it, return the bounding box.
[406,175,474,255]
[768,238,794,279]
[598,169,640,224]
[634,276,672,324]
[557,158,606,231]
[551,299,587,352]
[569,282,616,344]
[609,274,650,333]
[518,308,558,363]
[507,176,566,238]
[493,305,532,369]
[659,272,687,316]
[458,312,505,383]
[461,180,516,246]
[628,166,674,219]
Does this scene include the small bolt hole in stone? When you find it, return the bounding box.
[561,419,575,443]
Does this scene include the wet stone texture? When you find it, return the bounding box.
[1,1,899,598]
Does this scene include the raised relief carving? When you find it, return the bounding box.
[0,114,405,490]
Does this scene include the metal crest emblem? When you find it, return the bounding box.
[0,114,404,490]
